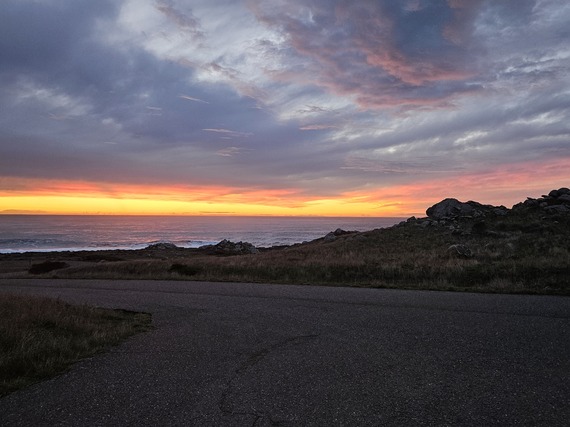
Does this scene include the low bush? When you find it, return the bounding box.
[28,261,68,275]
[169,263,202,276]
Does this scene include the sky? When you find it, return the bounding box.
[0,0,569,216]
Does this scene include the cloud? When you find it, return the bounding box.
[202,128,252,138]
[0,0,568,214]
[216,147,250,157]
[154,0,203,40]
[179,94,209,104]
[250,0,487,109]
[299,124,339,131]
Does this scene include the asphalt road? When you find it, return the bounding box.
[0,279,568,426]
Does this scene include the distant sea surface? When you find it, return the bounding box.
[0,215,403,254]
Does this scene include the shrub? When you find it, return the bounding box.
[169,263,202,276]
[28,261,68,275]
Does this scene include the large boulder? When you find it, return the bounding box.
[202,239,258,255]
[512,187,570,214]
[447,244,473,258]
[426,198,479,219]
[323,228,354,242]
[427,198,507,220]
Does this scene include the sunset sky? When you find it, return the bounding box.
[1,0,569,216]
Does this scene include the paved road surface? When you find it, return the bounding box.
[0,279,568,426]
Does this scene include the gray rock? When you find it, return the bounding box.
[324,232,337,242]
[146,242,179,250]
[544,205,570,214]
[324,228,355,241]
[426,198,501,220]
[493,207,509,216]
[447,244,473,258]
[204,239,258,254]
[558,194,570,203]
[523,198,539,207]
[427,198,472,219]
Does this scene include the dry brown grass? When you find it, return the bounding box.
[0,293,152,396]
[1,211,569,295]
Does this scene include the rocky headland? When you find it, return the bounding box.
[1,188,568,295]
[404,186,570,231]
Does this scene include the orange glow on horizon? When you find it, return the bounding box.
[0,194,402,217]
[1,158,568,217]
[0,178,400,216]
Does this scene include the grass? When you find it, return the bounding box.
[0,208,569,295]
[29,261,68,275]
[0,293,152,396]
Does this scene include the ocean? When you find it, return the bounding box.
[0,215,403,254]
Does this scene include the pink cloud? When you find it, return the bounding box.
[155,0,203,40]
[252,1,483,109]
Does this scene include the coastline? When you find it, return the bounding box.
[1,190,568,296]
[0,215,402,254]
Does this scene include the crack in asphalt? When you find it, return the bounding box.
[218,334,319,425]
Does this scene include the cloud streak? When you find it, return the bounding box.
[0,0,568,215]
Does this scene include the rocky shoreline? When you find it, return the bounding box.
[402,186,570,230]
[198,187,570,253]
[6,187,570,258]
[1,188,568,295]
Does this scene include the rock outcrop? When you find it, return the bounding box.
[323,228,354,242]
[397,187,569,235]
[426,198,508,220]
[146,242,179,250]
[201,239,258,255]
[512,187,570,214]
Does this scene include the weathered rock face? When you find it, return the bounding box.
[426,198,471,219]
[323,228,354,242]
[512,187,570,214]
[201,239,258,255]
[426,198,507,220]
[396,187,568,235]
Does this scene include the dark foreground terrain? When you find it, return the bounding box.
[0,279,568,426]
[1,189,569,295]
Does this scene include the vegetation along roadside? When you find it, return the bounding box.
[0,293,152,396]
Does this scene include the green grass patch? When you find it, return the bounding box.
[0,293,152,396]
